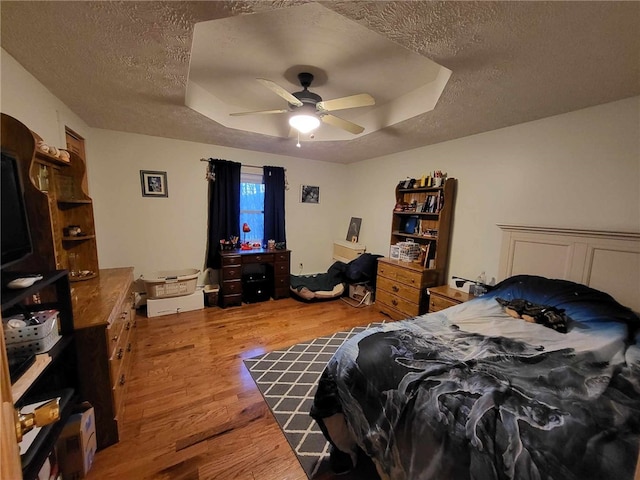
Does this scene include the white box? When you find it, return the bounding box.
[146,290,204,317]
[449,276,474,293]
[333,240,366,263]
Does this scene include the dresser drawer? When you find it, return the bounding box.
[222,279,242,294]
[273,262,290,276]
[274,286,290,299]
[222,293,242,307]
[274,251,290,262]
[429,294,459,312]
[106,308,130,355]
[114,339,133,418]
[377,262,423,286]
[376,289,421,317]
[243,253,274,264]
[376,276,422,303]
[109,326,130,385]
[221,254,241,266]
[273,275,290,289]
[222,266,242,280]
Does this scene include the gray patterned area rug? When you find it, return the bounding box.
[243,323,385,479]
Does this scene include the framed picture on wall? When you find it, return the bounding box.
[346,217,362,242]
[140,170,168,197]
[300,185,320,204]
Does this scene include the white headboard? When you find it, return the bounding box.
[497,224,640,313]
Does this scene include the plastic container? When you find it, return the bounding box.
[140,269,200,299]
[203,284,219,307]
[398,242,421,262]
[3,310,61,355]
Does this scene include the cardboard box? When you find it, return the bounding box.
[146,289,204,317]
[56,402,96,480]
[348,284,373,305]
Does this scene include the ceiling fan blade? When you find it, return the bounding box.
[317,93,375,112]
[256,78,303,107]
[229,109,289,116]
[321,114,365,135]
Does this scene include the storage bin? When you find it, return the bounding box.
[204,284,219,307]
[139,269,200,299]
[3,309,61,355]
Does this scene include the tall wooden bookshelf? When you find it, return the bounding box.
[376,178,457,320]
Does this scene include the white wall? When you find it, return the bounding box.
[3,48,639,287]
[86,129,349,277]
[1,48,352,278]
[0,50,92,156]
[347,96,640,283]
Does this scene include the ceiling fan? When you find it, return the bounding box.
[230,72,375,135]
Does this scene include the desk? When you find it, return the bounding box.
[219,249,291,307]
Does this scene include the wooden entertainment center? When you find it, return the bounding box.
[1,114,135,478]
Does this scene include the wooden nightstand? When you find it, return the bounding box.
[428,285,475,312]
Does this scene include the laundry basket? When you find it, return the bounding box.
[139,269,200,299]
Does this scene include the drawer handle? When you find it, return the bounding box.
[392,299,398,306]
[127,343,132,352]
[119,374,126,386]
[112,334,119,342]
[121,311,127,319]
[125,321,131,330]
[410,278,416,284]
[117,348,123,360]
[392,285,399,292]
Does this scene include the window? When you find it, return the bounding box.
[240,172,264,244]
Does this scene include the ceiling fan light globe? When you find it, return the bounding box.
[289,114,320,133]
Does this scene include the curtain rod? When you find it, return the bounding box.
[199,158,285,171]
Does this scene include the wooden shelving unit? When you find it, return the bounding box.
[376,178,457,320]
[1,114,99,281]
[1,270,79,480]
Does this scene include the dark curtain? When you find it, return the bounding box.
[263,166,286,245]
[206,159,241,269]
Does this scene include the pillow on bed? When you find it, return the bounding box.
[485,275,639,329]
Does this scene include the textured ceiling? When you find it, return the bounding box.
[1,1,639,164]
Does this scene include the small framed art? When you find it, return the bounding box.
[301,185,319,204]
[140,170,168,197]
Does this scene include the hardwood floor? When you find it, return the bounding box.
[85,297,387,480]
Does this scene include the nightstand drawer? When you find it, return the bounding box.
[428,286,475,312]
[429,295,459,312]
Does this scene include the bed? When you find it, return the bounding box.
[310,226,640,479]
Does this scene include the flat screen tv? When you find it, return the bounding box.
[1,150,33,269]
